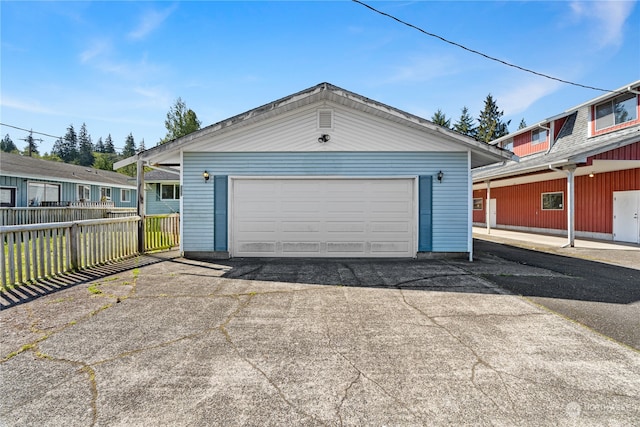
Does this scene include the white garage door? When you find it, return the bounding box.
[231,178,416,257]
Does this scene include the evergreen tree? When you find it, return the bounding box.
[77,123,95,166]
[53,124,79,163]
[138,139,146,152]
[160,97,201,144]
[122,133,136,157]
[1,134,18,153]
[431,109,451,129]
[93,152,118,171]
[476,94,510,143]
[95,137,105,153]
[104,134,116,154]
[452,106,477,139]
[518,118,527,130]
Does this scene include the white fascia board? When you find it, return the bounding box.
[1,171,137,189]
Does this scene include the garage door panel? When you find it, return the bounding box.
[281,221,321,232]
[282,242,321,253]
[231,178,415,257]
[370,221,411,232]
[326,222,366,233]
[371,241,411,253]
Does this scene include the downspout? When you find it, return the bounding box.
[549,164,576,247]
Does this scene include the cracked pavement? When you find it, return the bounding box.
[1,252,639,426]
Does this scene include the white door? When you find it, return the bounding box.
[489,198,497,228]
[613,190,640,244]
[231,178,416,257]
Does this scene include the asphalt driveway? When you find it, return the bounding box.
[1,250,639,426]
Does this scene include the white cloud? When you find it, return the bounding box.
[128,4,178,40]
[569,0,636,48]
[0,96,63,115]
[79,39,111,63]
[497,79,563,116]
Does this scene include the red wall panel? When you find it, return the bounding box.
[513,131,549,157]
[474,168,640,234]
[590,141,640,161]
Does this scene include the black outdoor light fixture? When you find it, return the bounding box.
[437,170,444,182]
[318,134,331,143]
[203,171,210,182]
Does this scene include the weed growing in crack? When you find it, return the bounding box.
[88,284,103,295]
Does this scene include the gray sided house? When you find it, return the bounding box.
[144,169,180,215]
[116,83,513,260]
[0,152,137,208]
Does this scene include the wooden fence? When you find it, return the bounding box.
[1,207,137,226]
[1,214,180,289]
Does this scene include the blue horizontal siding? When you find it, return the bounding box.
[182,152,469,253]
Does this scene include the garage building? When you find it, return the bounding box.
[116,83,513,260]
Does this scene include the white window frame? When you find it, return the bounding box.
[100,187,112,201]
[77,184,91,201]
[531,128,547,145]
[541,192,564,211]
[27,182,61,206]
[501,139,513,151]
[121,189,131,203]
[473,198,483,210]
[594,93,638,131]
[160,183,180,200]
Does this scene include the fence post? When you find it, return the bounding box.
[69,223,79,271]
[137,158,145,254]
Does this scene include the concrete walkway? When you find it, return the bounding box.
[473,226,640,270]
[1,252,639,426]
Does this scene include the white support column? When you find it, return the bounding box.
[486,180,491,234]
[566,165,576,248]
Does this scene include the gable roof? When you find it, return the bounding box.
[474,80,640,182]
[144,168,180,182]
[115,82,514,170]
[0,152,136,188]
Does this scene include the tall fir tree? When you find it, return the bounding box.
[452,106,477,139]
[53,124,78,163]
[95,137,105,153]
[160,97,201,144]
[122,133,136,157]
[117,133,138,177]
[138,139,146,152]
[1,134,18,153]
[431,109,451,129]
[518,118,527,129]
[104,134,116,154]
[476,94,510,143]
[77,123,95,166]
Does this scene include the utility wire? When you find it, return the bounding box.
[352,0,617,93]
[0,122,62,140]
[0,122,127,151]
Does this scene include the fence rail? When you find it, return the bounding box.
[1,214,180,289]
[1,207,137,226]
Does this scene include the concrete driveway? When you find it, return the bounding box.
[1,251,639,426]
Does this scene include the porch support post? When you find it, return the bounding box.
[486,180,491,234]
[137,158,145,253]
[566,165,576,248]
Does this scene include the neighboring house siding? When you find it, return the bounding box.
[473,168,640,234]
[182,151,469,253]
[0,176,136,207]
[145,184,180,214]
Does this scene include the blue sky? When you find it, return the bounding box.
[1,1,638,155]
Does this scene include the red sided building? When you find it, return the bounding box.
[472,81,640,245]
